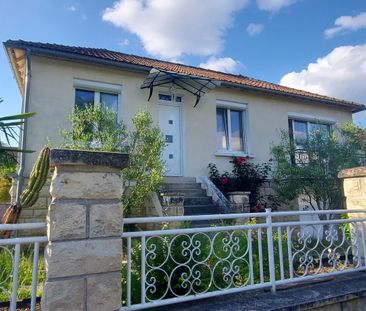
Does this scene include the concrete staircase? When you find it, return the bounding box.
[161,177,222,227]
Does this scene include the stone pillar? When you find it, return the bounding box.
[41,149,129,311]
[338,166,366,262]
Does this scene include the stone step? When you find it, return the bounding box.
[163,177,197,183]
[184,205,221,215]
[161,177,220,221]
[184,196,212,205]
[161,183,202,191]
[173,189,208,196]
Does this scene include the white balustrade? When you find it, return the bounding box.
[121,209,366,310]
[3,210,366,311]
[0,223,47,311]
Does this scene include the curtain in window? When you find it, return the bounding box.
[293,120,307,148]
[230,110,243,151]
[216,108,228,150]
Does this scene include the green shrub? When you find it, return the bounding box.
[271,126,364,213]
[208,156,273,210]
[0,177,11,202]
[121,111,166,214]
[58,106,166,215]
[59,104,127,152]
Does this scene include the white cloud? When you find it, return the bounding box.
[199,56,243,74]
[280,44,366,125]
[325,11,366,38]
[257,0,296,12]
[67,5,77,12]
[246,23,264,36]
[119,38,130,46]
[102,0,249,59]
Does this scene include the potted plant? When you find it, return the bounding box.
[208,156,272,212]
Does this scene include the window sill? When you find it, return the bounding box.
[214,151,255,158]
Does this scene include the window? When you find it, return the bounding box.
[289,118,332,165]
[216,105,246,153]
[75,89,94,109]
[289,119,331,149]
[75,89,118,113]
[73,79,121,118]
[158,93,182,102]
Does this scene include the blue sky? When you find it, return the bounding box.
[1,0,366,125]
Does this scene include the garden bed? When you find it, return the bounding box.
[0,298,41,311]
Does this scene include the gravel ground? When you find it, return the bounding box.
[0,302,41,311]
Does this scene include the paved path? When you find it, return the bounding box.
[156,272,366,310]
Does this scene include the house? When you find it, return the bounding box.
[3,40,365,220]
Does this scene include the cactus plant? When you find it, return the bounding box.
[19,147,50,208]
[0,147,50,238]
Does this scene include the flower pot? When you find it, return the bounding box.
[227,191,250,213]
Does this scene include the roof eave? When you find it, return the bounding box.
[221,81,366,113]
[3,44,25,94]
[4,40,151,75]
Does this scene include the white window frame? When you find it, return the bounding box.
[289,115,334,149]
[288,112,336,124]
[158,92,183,105]
[215,100,248,157]
[288,114,335,165]
[73,78,122,122]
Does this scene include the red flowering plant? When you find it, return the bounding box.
[208,157,274,211]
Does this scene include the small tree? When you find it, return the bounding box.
[271,124,365,215]
[122,111,166,214]
[60,104,127,152]
[59,106,166,214]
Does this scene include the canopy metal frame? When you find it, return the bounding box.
[141,68,220,107]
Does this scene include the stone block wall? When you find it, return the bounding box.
[338,167,366,209]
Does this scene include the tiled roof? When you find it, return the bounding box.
[4,39,365,112]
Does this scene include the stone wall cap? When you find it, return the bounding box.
[227,191,251,195]
[160,192,185,197]
[338,166,366,179]
[50,149,129,169]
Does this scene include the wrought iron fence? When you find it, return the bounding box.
[121,209,366,310]
[0,223,47,311]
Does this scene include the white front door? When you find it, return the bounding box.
[159,103,182,176]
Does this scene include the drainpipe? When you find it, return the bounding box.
[15,48,31,203]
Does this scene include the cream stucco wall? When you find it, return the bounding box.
[24,55,353,176]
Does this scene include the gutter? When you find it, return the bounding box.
[15,48,31,203]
